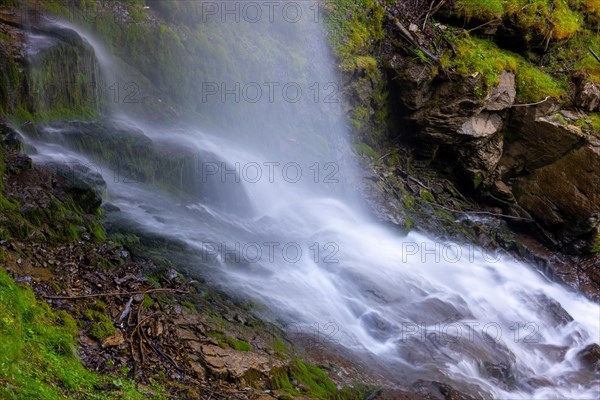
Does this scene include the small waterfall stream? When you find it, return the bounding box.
[17,9,600,399]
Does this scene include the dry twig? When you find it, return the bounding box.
[44,287,188,300]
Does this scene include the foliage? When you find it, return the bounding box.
[271,359,374,399]
[552,0,581,40]
[354,143,381,159]
[0,268,159,399]
[589,112,600,131]
[323,0,384,61]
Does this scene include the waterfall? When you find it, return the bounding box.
[18,5,600,399]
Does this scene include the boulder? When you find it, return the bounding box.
[577,343,600,372]
[395,70,515,188]
[485,71,517,111]
[510,138,600,251]
[51,161,107,214]
[199,344,284,384]
[500,110,586,175]
[575,79,600,112]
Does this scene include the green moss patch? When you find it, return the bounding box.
[354,143,381,159]
[442,33,567,101]
[455,0,504,21]
[270,359,373,399]
[84,309,115,340]
[0,268,156,399]
[226,337,252,352]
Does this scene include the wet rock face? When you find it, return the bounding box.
[389,58,600,254]
[501,106,600,253]
[37,120,255,216]
[52,162,106,214]
[199,343,284,384]
[25,22,105,118]
[392,68,515,190]
[575,79,600,112]
[577,343,600,372]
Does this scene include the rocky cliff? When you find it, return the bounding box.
[324,0,599,297]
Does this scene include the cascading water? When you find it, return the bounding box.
[18,4,599,399]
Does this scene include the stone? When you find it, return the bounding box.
[500,112,585,175]
[392,68,516,188]
[575,80,600,111]
[458,113,504,138]
[577,343,600,372]
[200,344,284,381]
[101,329,125,348]
[512,144,600,249]
[485,72,516,111]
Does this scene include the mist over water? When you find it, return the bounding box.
[20,3,600,399]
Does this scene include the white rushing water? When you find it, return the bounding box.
[20,6,600,399]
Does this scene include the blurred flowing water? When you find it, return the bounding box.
[18,4,599,399]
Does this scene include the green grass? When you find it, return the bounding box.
[354,143,381,159]
[0,268,161,399]
[206,330,225,340]
[576,112,600,132]
[589,113,600,132]
[87,221,106,242]
[289,360,337,398]
[442,33,517,95]
[572,33,600,83]
[323,0,384,59]
[454,0,589,41]
[503,0,582,40]
[226,337,252,352]
[110,233,140,247]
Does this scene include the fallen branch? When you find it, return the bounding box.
[118,297,133,326]
[392,18,439,62]
[377,0,439,62]
[422,200,534,221]
[420,0,448,28]
[408,176,431,191]
[468,18,501,33]
[129,313,156,367]
[510,96,550,108]
[377,152,393,162]
[145,337,186,374]
[589,48,600,65]
[44,287,188,300]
